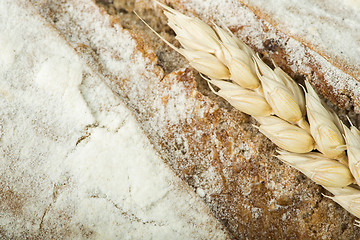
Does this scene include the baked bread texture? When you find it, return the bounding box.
[2,0,360,239]
[0,1,230,239]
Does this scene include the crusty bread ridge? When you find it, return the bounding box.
[31,0,360,239]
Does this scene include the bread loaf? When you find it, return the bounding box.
[3,0,360,238]
[0,1,230,239]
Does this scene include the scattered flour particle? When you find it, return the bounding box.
[196,187,205,197]
[241,184,252,196]
[252,207,262,219]
[192,174,200,186]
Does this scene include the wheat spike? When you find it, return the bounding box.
[140,2,360,226]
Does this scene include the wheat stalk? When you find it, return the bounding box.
[138,1,360,226]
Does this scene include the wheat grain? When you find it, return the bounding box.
[140,1,360,226]
[324,186,360,219]
[305,81,346,162]
[343,122,360,185]
[180,49,231,79]
[212,24,260,89]
[254,54,306,125]
[277,150,354,187]
[206,78,272,116]
[134,10,230,80]
[255,116,315,153]
[157,1,222,58]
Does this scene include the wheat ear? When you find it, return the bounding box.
[139,1,360,224]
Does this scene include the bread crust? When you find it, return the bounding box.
[31,0,360,238]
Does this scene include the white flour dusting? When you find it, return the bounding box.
[0,1,229,239]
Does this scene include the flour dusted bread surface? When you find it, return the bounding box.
[2,0,360,239]
[242,0,360,80]
[26,0,360,238]
[0,1,231,239]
